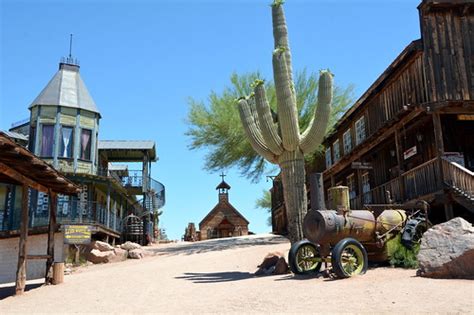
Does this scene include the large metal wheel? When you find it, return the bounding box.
[331,238,368,278]
[288,239,322,275]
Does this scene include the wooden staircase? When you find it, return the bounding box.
[442,158,474,212]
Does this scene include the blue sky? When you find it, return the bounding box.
[1,0,421,240]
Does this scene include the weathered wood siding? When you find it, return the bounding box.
[367,53,429,136]
[420,4,474,101]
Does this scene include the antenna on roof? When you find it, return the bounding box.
[69,33,73,58]
[60,33,80,68]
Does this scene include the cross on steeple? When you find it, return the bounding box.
[220,172,226,182]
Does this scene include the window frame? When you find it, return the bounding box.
[343,129,353,154]
[80,128,92,161]
[333,139,341,162]
[59,125,75,159]
[355,116,366,146]
[325,147,332,169]
[40,124,55,158]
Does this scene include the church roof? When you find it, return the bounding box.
[29,62,100,116]
[199,200,250,227]
[216,180,231,190]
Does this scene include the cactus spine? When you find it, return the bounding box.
[237,1,333,243]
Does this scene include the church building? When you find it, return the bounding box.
[198,175,249,240]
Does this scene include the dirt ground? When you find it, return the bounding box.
[1,234,473,314]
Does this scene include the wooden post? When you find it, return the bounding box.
[444,202,454,221]
[15,184,29,295]
[394,130,406,201]
[52,262,64,285]
[45,190,57,284]
[432,112,446,192]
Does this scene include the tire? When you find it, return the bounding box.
[288,239,322,275]
[331,238,368,278]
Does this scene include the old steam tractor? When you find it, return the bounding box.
[288,186,430,278]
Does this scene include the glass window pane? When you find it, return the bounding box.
[81,129,92,160]
[40,125,54,157]
[60,126,74,158]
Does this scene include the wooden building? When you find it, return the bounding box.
[271,0,473,234]
[323,0,473,223]
[0,132,79,294]
[1,54,166,266]
[198,177,249,240]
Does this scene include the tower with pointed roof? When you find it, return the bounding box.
[28,56,100,174]
[198,175,249,240]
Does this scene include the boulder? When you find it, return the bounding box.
[255,252,288,276]
[86,249,115,264]
[128,248,146,259]
[121,241,142,251]
[91,240,114,252]
[417,217,474,279]
[109,248,128,263]
[274,257,289,275]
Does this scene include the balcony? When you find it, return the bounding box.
[1,198,122,236]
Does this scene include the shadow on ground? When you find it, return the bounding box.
[176,271,254,283]
[0,283,43,300]
[148,235,289,256]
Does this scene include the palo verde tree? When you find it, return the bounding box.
[237,1,333,243]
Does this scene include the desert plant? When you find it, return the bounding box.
[237,1,333,243]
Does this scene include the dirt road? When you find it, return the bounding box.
[1,234,473,314]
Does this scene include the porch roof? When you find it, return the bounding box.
[98,140,157,162]
[0,132,79,194]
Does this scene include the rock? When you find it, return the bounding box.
[91,240,114,252]
[417,217,474,279]
[121,241,142,251]
[86,249,116,264]
[128,248,146,259]
[255,252,287,276]
[109,248,128,263]
[274,257,289,275]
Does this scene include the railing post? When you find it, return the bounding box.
[394,130,406,201]
[433,112,445,189]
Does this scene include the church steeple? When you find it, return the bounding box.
[216,172,231,202]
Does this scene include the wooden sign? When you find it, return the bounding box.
[351,162,372,170]
[457,114,474,121]
[404,146,417,160]
[64,225,92,244]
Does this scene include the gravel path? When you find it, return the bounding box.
[1,234,473,314]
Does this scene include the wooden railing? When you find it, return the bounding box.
[350,157,442,208]
[402,157,441,200]
[442,159,474,198]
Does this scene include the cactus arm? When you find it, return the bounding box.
[237,98,278,164]
[254,81,284,155]
[272,2,294,92]
[273,49,300,151]
[300,70,333,154]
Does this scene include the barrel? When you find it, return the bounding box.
[303,210,376,245]
[375,210,407,235]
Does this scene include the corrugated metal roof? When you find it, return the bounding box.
[29,63,100,115]
[2,130,28,141]
[98,140,155,150]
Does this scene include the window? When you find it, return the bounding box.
[80,129,92,160]
[60,126,74,158]
[355,116,366,145]
[362,172,371,204]
[343,129,352,154]
[333,139,340,162]
[40,125,54,157]
[325,147,332,169]
[347,174,356,199]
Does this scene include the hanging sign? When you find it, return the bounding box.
[64,225,92,244]
[457,114,474,121]
[403,146,417,160]
[351,162,373,170]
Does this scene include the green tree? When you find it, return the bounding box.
[255,190,272,226]
[186,70,353,182]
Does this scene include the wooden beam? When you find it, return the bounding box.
[45,190,57,284]
[15,185,29,295]
[27,255,52,260]
[0,162,49,193]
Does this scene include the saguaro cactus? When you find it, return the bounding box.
[237,1,333,244]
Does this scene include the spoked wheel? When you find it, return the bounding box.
[288,239,322,275]
[331,238,368,278]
